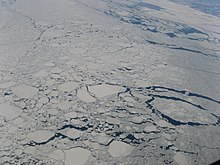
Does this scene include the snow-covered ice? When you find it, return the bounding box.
[0,0,220,164]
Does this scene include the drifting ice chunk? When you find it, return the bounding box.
[66,128,81,139]
[144,125,157,133]
[12,85,38,99]
[95,133,111,145]
[48,149,64,161]
[88,84,125,98]
[0,81,15,88]
[58,82,78,92]
[65,111,78,118]
[33,70,48,78]
[173,153,189,165]
[130,116,144,124]
[106,117,120,125]
[108,141,133,158]
[64,147,95,165]
[77,89,96,102]
[38,97,49,104]
[0,103,22,120]
[57,100,71,110]
[27,130,54,143]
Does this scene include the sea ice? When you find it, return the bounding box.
[88,84,125,98]
[144,125,157,133]
[77,89,96,102]
[66,128,81,139]
[108,141,133,158]
[173,152,189,165]
[33,70,48,78]
[27,130,54,143]
[12,85,38,99]
[0,81,15,88]
[0,103,22,120]
[58,82,79,92]
[64,147,94,165]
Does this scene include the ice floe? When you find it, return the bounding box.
[27,130,54,143]
[108,141,133,158]
[12,85,39,99]
[173,152,189,165]
[88,84,125,98]
[0,103,22,120]
[58,82,79,92]
[77,89,96,103]
[64,147,95,165]
[0,81,15,88]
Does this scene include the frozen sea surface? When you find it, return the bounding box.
[169,0,220,17]
[0,0,220,164]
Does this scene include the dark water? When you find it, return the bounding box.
[169,0,220,17]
